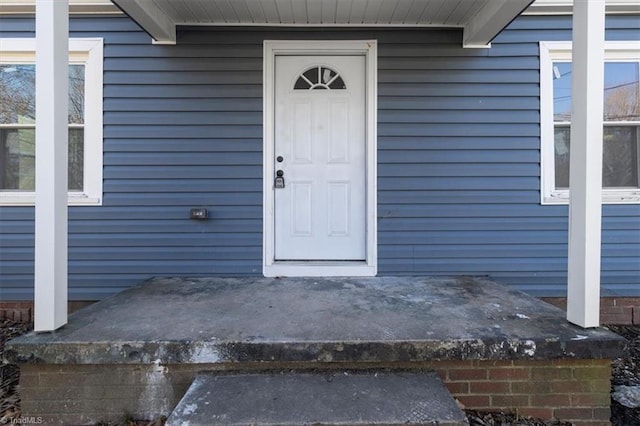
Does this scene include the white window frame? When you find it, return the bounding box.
[540,40,640,205]
[0,37,103,206]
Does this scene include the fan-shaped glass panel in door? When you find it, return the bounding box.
[294,66,346,90]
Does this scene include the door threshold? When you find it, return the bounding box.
[264,261,376,277]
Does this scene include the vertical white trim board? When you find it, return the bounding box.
[262,40,378,277]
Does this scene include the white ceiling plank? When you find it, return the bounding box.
[228,0,255,23]
[403,0,429,25]
[305,0,322,24]
[199,1,224,22]
[189,0,220,23]
[112,0,176,43]
[321,0,338,24]
[362,0,384,23]
[376,0,400,24]
[457,0,487,26]
[291,0,307,24]
[463,0,533,47]
[335,0,353,24]
[417,0,444,24]
[214,0,241,23]
[274,0,294,23]
[348,0,368,24]
[445,0,472,25]
[430,0,461,24]
[152,0,191,22]
[389,0,415,24]
[258,0,282,24]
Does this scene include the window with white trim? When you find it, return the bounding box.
[540,41,640,204]
[0,38,103,205]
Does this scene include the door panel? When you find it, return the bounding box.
[274,55,366,261]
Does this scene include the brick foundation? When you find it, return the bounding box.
[0,302,33,323]
[4,297,639,325]
[542,297,640,325]
[18,359,612,425]
[0,301,94,323]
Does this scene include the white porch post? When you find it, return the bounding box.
[566,0,605,328]
[34,0,69,332]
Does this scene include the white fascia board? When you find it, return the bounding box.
[463,0,535,48]
[527,0,640,14]
[111,0,176,44]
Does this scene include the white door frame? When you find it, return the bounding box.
[263,40,377,277]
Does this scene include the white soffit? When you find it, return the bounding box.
[110,0,534,47]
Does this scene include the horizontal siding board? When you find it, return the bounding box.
[378,191,541,204]
[104,111,262,125]
[377,83,540,97]
[105,57,263,72]
[104,70,263,85]
[0,15,638,300]
[103,140,261,153]
[104,126,262,139]
[104,179,261,193]
[104,84,262,98]
[104,165,261,179]
[378,56,539,70]
[381,69,539,83]
[103,98,262,112]
[378,230,605,245]
[379,97,539,110]
[379,110,539,124]
[378,150,539,163]
[378,123,540,137]
[378,137,540,150]
[102,193,262,206]
[378,177,538,191]
[104,44,264,58]
[378,163,540,177]
[104,152,262,165]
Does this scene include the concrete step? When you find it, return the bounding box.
[166,371,468,426]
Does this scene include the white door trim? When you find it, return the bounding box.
[263,40,377,277]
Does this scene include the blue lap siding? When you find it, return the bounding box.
[0,15,638,300]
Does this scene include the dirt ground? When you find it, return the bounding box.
[1,320,639,426]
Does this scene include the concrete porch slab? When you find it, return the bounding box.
[5,276,625,365]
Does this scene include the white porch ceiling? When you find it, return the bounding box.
[111,0,534,47]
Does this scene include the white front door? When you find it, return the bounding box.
[274,55,366,261]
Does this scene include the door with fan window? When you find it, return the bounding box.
[273,55,366,261]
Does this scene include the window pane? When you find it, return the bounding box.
[69,65,85,124]
[553,61,640,122]
[68,128,84,191]
[603,126,639,187]
[0,128,84,191]
[554,125,640,189]
[0,128,35,190]
[554,126,571,188]
[0,64,35,125]
[0,64,84,125]
[604,62,639,122]
[552,62,572,122]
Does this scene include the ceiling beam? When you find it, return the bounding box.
[111,0,176,44]
[463,0,535,48]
